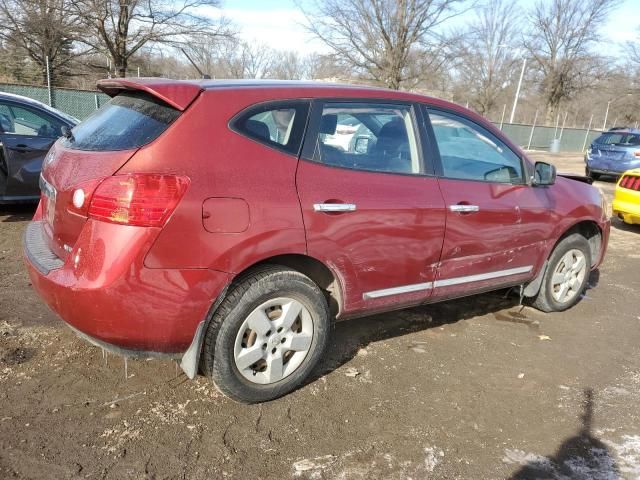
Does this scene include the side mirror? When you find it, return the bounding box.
[533,161,556,186]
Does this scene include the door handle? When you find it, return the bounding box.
[449,204,480,213]
[313,203,357,213]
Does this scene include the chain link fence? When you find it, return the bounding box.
[1,82,604,152]
[0,82,109,120]
[496,123,602,153]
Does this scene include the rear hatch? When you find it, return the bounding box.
[592,131,640,162]
[40,79,202,260]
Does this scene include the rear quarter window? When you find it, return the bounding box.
[231,101,310,156]
[64,92,180,151]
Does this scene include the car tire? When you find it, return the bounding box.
[586,167,600,181]
[201,265,330,403]
[529,233,592,313]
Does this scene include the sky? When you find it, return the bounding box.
[215,0,640,54]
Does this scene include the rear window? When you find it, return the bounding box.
[594,133,640,146]
[64,92,180,151]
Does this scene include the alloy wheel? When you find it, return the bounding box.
[551,249,587,303]
[233,297,313,385]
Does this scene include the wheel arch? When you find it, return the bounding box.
[525,219,602,299]
[231,253,343,318]
[553,220,602,268]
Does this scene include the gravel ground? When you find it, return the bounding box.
[1,152,639,480]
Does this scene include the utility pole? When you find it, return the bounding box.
[509,58,526,124]
[498,45,527,125]
[602,101,611,131]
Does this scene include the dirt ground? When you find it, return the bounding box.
[1,152,640,480]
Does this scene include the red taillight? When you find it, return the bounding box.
[622,175,640,191]
[88,174,190,227]
[620,175,630,188]
[634,150,640,157]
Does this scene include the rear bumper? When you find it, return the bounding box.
[588,167,624,176]
[586,158,639,176]
[613,199,640,225]
[24,220,230,354]
[612,186,640,225]
[0,194,39,204]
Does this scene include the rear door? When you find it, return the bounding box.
[424,107,540,300]
[296,99,446,316]
[0,101,64,199]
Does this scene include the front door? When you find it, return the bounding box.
[296,100,446,316]
[425,108,540,300]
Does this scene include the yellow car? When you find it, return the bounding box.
[613,168,640,225]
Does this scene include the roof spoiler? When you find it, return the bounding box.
[97,78,203,111]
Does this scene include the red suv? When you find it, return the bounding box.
[24,79,610,402]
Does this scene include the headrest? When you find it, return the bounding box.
[378,118,406,140]
[244,119,270,140]
[319,114,338,135]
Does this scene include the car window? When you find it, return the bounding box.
[64,92,179,151]
[0,102,64,138]
[313,103,421,175]
[233,101,310,155]
[595,133,640,146]
[427,110,523,184]
[245,109,296,145]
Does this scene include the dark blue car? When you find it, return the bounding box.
[0,92,78,203]
[585,129,640,180]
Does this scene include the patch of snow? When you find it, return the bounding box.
[423,446,444,473]
[607,435,640,477]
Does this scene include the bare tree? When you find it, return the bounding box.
[74,0,232,77]
[300,0,466,89]
[0,0,88,85]
[194,39,277,79]
[523,0,620,122]
[218,41,277,79]
[451,0,520,117]
[266,51,308,80]
[304,53,348,81]
[627,29,640,69]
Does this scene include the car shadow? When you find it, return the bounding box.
[587,268,600,289]
[597,176,619,183]
[311,289,522,381]
[310,272,602,384]
[610,216,639,233]
[508,388,619,479]
[0,203,36,223]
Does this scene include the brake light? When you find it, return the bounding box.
[88,174,190,227]
[621,175,640,191]
[635,150,640,157]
